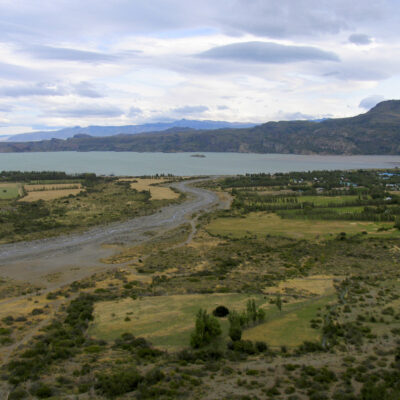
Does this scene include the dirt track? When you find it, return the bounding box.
[0,180,222,287]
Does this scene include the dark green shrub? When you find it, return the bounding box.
[229,324,242,341]
[213,305,230,317]
[299,341,324,353]
[8,388,28,400]
[95,367,142,397]
[255,341,268,352]
[30,383,53,398]
[233,340,256,355]
[145,367,165,384]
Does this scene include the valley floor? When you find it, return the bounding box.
[1,170,400,399]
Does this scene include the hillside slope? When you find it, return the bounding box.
[2,119,256,142]
[1,100,400,154]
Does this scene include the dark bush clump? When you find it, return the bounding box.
[30,383,53,398]
[213,305,230,317]
[8,388,28,400]
[95,367,143,397]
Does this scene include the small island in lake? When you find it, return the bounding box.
[191,154,206,158]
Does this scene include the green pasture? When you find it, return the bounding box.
[297,195,363,206]
[88,292,335,350]
[243,295,334,347]
[0,183,21,199]
[88,293,268,350]
[206,212,400,240]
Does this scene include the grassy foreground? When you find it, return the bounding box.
[3,170,400,399]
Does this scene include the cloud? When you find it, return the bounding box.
[48,105,124,118]
[128,106,142,117]
[0,1,393,41]
[0,82,103,98]
[198,41,339,64]
[172,105,209,114]
[275,111,315,121]
[0,105,13,112]
[215,1,387,39]
[0,62,46,80]
[359,95,385,110]
[348,33,372,45]
[0,83,65,97]
[0,1,399,132]
[323,66,389,81]
[24,45,116,63]
[72,82,103,98]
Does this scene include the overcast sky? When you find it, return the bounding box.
[0,0,399,135]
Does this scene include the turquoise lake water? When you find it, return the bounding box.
[1,152,400,175]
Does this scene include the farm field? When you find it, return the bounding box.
[248,194,363,206]
[292,194,362,205]
[0,183,22,199]
[89,293,269,350]
[119,177,179,200]
[22,183,83,201]
[206,212,400,240]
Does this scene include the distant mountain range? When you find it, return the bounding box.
[1,119,256,142]
[1,100,400,155]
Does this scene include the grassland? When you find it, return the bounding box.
[243,295,334,347]
[89,290,336,350]
[265,275,335,296]
[206,212,400,240]
[89,293,268,349]
[0,183,22,199]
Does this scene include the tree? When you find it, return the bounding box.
[257,308,266,322]
[246,299,257,324]
[276,294,282,312]
[229,324,242,341]
[228,311,243,341]
[190,309,221,349]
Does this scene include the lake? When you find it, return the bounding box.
[1,152,400,175]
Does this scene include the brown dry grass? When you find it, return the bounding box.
[0,295,51,320]
[21,189,82,202]
[119,178,179,200]
[265,275,336,296]
[24,183,82,191]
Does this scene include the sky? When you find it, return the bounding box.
[0,0,400,135]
